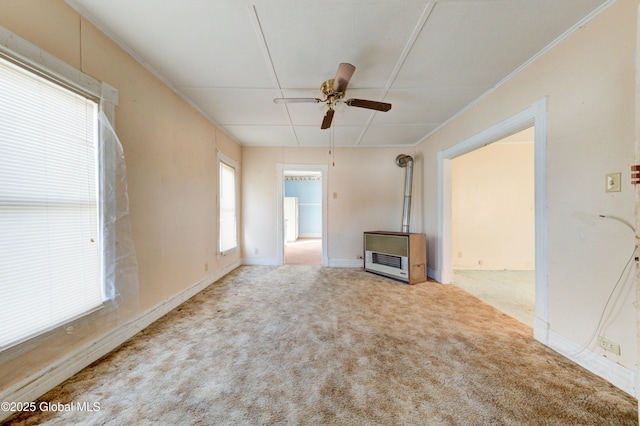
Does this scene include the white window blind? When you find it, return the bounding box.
[219,160,237,253]
[0,56,102,349]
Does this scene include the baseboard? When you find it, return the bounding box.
[298,233,321,238]
[242,257,278,266]
[329,259,363,268]
[0,260,241,422]
[533,316,550,345]
[428,267,442,283]
[547,329,637,397]
[242,258,361,268]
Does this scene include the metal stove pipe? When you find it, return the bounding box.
[396,154,414,233]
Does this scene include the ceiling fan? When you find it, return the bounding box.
[273,63,392,129]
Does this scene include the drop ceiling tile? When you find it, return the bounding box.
[69,0,274,87]
[333,126,365,146]
[223,125,297,146]
[292,126,330,147]
[293,126,365,147]
[394,0,608,89]
[373,87,487,125]
[180,88,289,125]
[68,0,609,148]
[359,125,439,146]
[333,126,368,147]
[255,1,430,89]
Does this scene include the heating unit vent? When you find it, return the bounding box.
[372,253,402,269]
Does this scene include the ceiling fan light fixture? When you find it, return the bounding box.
[333,100,346,112]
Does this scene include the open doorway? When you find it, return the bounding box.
[276,164,328,266]
[436,98,548,344]
[451,127,535,327]
[284,170,322,265]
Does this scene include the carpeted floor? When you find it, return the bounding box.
[284,238,322,265]
[453,270,535,327]
[3,265,637,425]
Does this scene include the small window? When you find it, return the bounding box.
[219,155,238,254]
[0,55,102,349]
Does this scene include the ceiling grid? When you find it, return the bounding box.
[65,0,611,147]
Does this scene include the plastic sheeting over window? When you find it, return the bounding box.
[98,111,139,320]
[0,55,138,357]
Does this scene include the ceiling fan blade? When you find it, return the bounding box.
[333,63,356,93]
[273,98,322,104]
[321,109,335,129]
[345,98,392,112]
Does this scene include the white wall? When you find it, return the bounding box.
[242,146,423,266]
[452,130,535,270]
[417,0,637,390]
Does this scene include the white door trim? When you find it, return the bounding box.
[436,97,549,344]
[276,163,328,267]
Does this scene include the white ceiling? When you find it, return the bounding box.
[66,0,609,148]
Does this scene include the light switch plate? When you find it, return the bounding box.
[606,173,621,192]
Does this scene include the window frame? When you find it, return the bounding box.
[0,25,119,352]
[217,151,239,256]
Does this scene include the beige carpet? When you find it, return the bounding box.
[4,266,637,425]
[454,270,535,327]
[284,238,322,265]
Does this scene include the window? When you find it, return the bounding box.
[219,154,238,254]
[0,55,103,349]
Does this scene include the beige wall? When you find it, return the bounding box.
[0,0,241,392]
[417,0,637,371]
[452,135,535,270]
[242,146,423,265]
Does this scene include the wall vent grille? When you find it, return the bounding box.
[372,253,402,269]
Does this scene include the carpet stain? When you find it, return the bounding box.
[3,265,637,425]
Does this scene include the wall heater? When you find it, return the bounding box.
[364,231,426,284]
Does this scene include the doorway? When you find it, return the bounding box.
[451,127,535,327]
[437,98,549,344]
[276,164,328,266]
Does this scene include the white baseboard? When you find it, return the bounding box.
[241,257,278,266]
[329,259,363,268]
[0,260,241,422]
[298,233,321,238]
[547,329,637,397]
[533,316,550,345]
[242,258,361,268]
[428,267,442,283]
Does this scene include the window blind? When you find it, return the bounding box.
[0,56,102,349]
[219,161,237,253]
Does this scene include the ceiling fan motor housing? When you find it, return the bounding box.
[321,79,344,107]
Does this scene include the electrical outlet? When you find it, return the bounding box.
[204,263,209,272]
[597,336,621,355]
